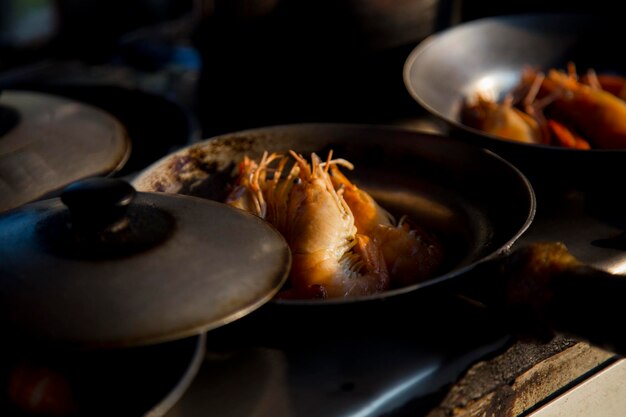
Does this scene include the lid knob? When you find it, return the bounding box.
[39,177,174,260]
[61,177,136,232]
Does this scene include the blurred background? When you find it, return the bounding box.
[0,0,454,138]
[0,0,612,174]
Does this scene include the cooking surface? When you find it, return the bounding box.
[2,80,623,416]
[528,358,626,417]
[156,162,626,417]
[164,297,513,417]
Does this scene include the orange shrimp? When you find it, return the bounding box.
[225,151,289,217]
[328,162,444,287]
[460,93,543,144]
[327,160,394,235]
[517,66,590,149]
[225,154,265,216]
[547,119,591,150]
[537,68,626,149]
[370,218,444,287]
[581,70,626,101]
[231,150,390,299]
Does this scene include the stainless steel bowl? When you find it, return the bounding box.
[404,13,626,188]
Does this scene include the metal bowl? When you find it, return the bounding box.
[403,13,626,187]
[133,123,535,306]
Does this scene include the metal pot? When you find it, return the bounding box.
[1,333,206,417]
[0,177,290,349]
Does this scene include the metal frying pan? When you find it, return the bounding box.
[133,123,535,303]
[133,123,626,356]
[403,13,626,187]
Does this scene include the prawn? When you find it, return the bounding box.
[328,162,444,287]
[225,151,290,217]
[231,150,390,299]
[533,67,626,149]
[225,154,266,216]
[326,159,394,234]
[460,93,544,144]
[518,67,591,150]
[581,70,626,101]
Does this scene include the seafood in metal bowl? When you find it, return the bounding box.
[461,63,626,149]
[403,13,626,187]
[132,124,535,305]
[224,150,444,299]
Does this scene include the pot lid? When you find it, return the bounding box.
[0,90,131,213]
[0,178,291,349]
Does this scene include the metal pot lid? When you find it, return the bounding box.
[0,178,291,349]
[0,90,131,213]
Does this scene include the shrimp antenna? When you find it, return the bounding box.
[324,150,334,173]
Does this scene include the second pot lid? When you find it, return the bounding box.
[0,90,131,213]
[0,178,291,349]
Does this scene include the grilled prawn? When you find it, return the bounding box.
[519,65,626,149]
[226,150,390,299]
[460,93,544,144]
[328,161,444,287]
[541,69,626,149]
[225,154,266,216]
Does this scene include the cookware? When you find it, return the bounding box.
[132,123,626,356]
[403,13,626,187]
[1,333,205,417]
[0,175,290,416]
[6,84,201,176]
[0,90,131,213]
[0,177,290,349]
[133,123,536,304]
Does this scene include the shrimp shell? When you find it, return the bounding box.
[328,163,445,287]
[460,93,543,144]
[228,150,390,299]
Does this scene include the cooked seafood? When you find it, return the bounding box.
[461,63,626,149]
[224,155,264,216]
[581,71,626,100]
[328,161,444,287]
[225,150,444,299]
[461,94,544,144]
[541,68,626,149]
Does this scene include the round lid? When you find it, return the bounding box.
[0,90,131,213]
[0,178,291,349]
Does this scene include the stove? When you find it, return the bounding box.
[157,178,624,417]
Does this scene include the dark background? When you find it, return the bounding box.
[0,0,615,144]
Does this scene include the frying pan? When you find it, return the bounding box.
[403,13,626,188]
[133,123,534,299]
[133,123,626,354]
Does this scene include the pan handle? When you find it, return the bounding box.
[460,242,626,356]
